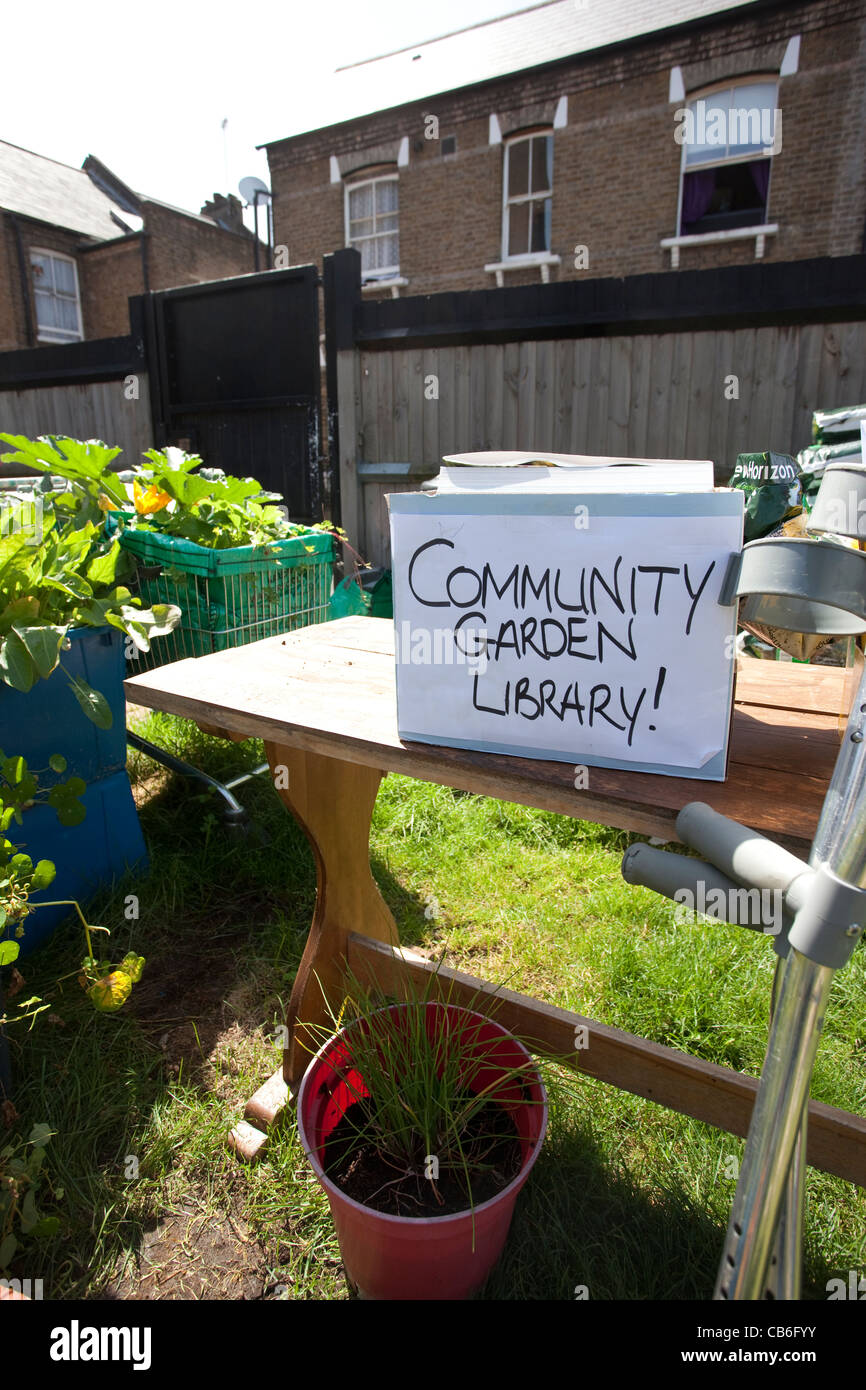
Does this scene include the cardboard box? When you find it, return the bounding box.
[388,488,744,780]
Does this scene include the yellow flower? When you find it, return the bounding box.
[97,493,113,513]
[133,478,171,515]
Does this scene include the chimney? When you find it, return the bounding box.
[200,192,248,235]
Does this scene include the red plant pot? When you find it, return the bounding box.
[296,1001,548,1300]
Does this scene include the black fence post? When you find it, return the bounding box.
[322,248,361,530]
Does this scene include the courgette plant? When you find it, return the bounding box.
[0,436,180,728]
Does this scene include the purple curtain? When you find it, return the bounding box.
[680,170,716,231]
[749,159,771,208]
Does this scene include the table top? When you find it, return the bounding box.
[125,616,854,854]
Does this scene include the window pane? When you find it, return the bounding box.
[57,297,79,331]
[34,289,60,330]
[729,83,777,155]
[378,212,398,232]
[375,180,398,213]
[52,258,76,294]
[349,184,373,220]
[30,253,50,284]
[530,136,552,193]
[530,198,551,253]
[377,233,399,268]
[685,83,778,164]
[684,90,731,165]
[508,202,530,255]
[507,140,529,198]
[349,217,374,238]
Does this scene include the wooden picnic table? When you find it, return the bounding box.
[124,616,865,1182]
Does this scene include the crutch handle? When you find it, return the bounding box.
[621,843,784,932]
[676,801,810,897]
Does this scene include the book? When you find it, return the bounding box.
[424,451,715,494]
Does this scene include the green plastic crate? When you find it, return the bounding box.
[119,527,335,671]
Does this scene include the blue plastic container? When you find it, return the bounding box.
[13,769,148,958]
[0,626,128,784]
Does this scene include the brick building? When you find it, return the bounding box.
[0,142,259,350]
[263,0,866,297]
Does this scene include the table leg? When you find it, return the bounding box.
[231,743,398,1159]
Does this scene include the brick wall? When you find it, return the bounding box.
[266,0,866,294]
[143,201,257,290]
[79,237,145,338]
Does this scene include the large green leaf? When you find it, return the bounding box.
[11,624,66,680]
[65,672,113,729]
[86,541,123,587]
[0,630,36,692]
[0,940,20,966]
[30,859,56,891]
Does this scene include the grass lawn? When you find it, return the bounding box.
[3,708,864,1300]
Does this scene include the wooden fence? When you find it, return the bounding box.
[326,251,866,567]
[0,323,150,475]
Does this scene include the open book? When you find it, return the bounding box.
[425,451,715,494]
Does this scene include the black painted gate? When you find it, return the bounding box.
[142,266,322,523]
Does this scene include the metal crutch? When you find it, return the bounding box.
[621,664,866,1297]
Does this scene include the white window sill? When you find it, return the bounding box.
[484,253,561,287]
[37,332,83,344]
[361,276,408,298]
[660,224,779,269]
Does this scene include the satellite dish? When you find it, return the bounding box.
[239,175,271,205]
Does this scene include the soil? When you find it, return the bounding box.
[324,1098,522,1218]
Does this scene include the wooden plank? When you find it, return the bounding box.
[585,337,611,455]
[554,339,573,453]
[436,348,456,459]
[406,348,425,472]
[627,334,651,458]
[422,346,440,472]
[710,327,736,480]
[534,339,554,452]
[391,349,410,463]
[607,336,631,456]
[347,936,866,1187]
[570,338,593,454]
[666,331,693,458]
[793,323,824,453]
[485,343,505,453]
[469,344,487,451]
[750,325,780,451]
[768,323,800,454]
[516,340,536,448]
[501,341,520,450]
[684,330,715,461]
[645,335,674,457]
[453,345,471,449]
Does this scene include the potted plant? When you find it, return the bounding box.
[295,979,548,1300]
[0,454,180,950]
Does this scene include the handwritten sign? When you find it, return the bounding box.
[388,492,744,779]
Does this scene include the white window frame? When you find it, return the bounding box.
[674,76,779,242]
[344,172,400,283]
[502,129,553,262]
[30,248,83,343]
